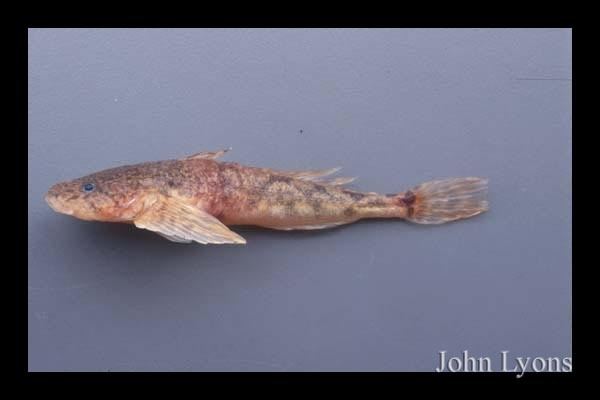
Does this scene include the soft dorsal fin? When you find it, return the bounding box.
[279,167,356,186]
[283,167,341,180]
[182,148,232,161]
[134,195,246,245]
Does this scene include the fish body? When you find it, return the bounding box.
[46,149,488,244]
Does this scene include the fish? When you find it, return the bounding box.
[45,149,489,245]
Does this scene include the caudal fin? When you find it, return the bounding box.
[402,177,489,224]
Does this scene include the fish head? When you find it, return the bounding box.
[45,166,152,222]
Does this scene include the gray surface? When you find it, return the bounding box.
[28,28,572,372]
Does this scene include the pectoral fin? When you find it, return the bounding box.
[134,196,246,245]
[156,232,193,244]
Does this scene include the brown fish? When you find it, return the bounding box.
[45,149,488,244]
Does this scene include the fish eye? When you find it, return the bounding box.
[82,183,95,192]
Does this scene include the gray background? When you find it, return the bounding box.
[28,29,572,372]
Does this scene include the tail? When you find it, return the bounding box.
[399,177,489,224]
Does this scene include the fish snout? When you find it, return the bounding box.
[45,185,73,215]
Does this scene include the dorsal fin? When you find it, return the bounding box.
[322,176,356,186]
[283,167,341,180]
[182,148,232,161]
[279,167,356,187]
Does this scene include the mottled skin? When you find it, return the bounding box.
[217,162,412,228]
[46,150,488,245]
[45,158,411,229]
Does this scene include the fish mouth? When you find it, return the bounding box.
[45,193,73,215]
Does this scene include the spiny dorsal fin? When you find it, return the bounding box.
[134,196,246,245]
[182,148,232,161]
[322,176,356,186]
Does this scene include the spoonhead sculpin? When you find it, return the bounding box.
[45,149,488,244]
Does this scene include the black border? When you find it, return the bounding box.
[14,9,577,388]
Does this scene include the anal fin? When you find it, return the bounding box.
[267,221,349,231]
